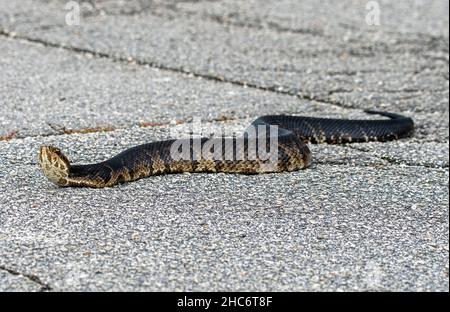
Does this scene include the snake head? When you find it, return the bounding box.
[39,146,71,186]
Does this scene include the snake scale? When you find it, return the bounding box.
[39,110,414,188]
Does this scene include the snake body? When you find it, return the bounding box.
[39,110,414,188]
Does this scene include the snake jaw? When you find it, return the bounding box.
[39,146,71,186]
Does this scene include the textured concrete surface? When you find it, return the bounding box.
[0,0,448,291]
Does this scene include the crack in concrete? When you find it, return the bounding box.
[254,65,395,76]
[338,22,449,47]
[376,155,449,169]
[36,0,450,43]
[2,21,446,113]
[0,265,52,292]
[75,0,223,19]
[346,145,449,169]
[154,9,450,58]
[2,115,243,141]
[186,10,325,37]
[4,133,447,171]
[84,2,328,37]
[156,3,450,46]
[0,28,360,112]
[311,161,388,169]
[0,30,446,171]
[1,113,445,170]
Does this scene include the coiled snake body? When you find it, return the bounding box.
[39,110,414,188]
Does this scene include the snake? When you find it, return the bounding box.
[39,110,414,188]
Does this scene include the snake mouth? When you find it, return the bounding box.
[39,146,71,186]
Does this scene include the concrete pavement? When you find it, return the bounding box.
[0,0,448,291]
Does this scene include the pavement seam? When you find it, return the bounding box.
[338,22,450,44]
[153,5,327,37]
[4,145,447,171]
[2,28,445,114]
[145,7,450,56]
[0,30,446,169]
[76,2,326,37]
[346,145,449,169]
[1,114,252,143]
[2,120,448,169]
[4,119,446,145]
[0,265,52,292]
[88,3,450,45]
[0,28,360,111]
[1,115,237,141]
